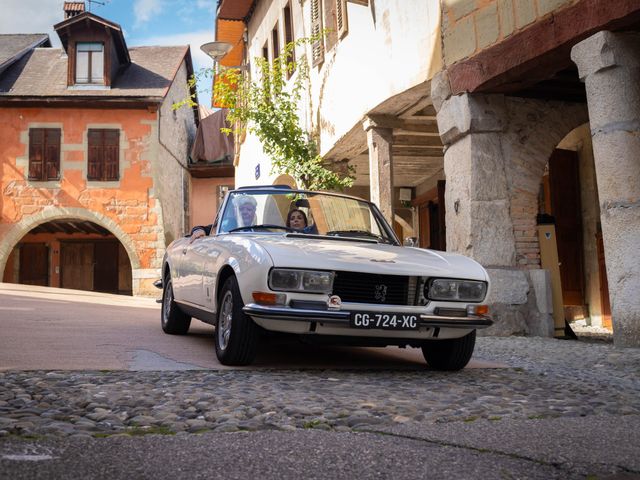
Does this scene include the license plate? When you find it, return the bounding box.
[350,312,419,330]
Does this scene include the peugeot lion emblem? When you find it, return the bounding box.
[374,284,388,302]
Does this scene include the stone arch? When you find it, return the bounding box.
[394,213,413,236]
[502,98,590,269]
[503,99,590,198]
[0,206,141,279]
[272,174,297,188]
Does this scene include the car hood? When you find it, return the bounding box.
[247,235,488,281]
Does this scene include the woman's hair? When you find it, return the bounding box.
[286,209,308,228]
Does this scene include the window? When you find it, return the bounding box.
[87,129,119,181]
[310,0,324,66]
[336,0,349,39]
[29,128,61,181]
[272,22,280,62]
[76,42,104,84]
[284,2,295,77]
[262,42,269,62]
[310,0,349,67]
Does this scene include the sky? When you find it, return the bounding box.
[1,0,217,106]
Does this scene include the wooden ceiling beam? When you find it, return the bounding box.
[366,114,438,132]
[392,135,443,147]
[392,146,444,157]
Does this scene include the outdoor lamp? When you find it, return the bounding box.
[200,41,233,62]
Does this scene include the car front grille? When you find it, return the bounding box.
[332,271,414,305]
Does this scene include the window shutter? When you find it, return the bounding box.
[103,130,119,181]
[310,0,324,67]
[29,129,44,180]
[336,0,348,39]
[88,129,119,181]
[45,129,61,180]
[87,129,103,180]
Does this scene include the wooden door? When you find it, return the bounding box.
[19,243,49,286]
[61,243,93,291]
[418,202,430,248]
[393,220,403,243]
[549,149,584,306]
[94,242,119,293]
[118,243,132,295]
[416,180,446,250]
[596,231,612,329]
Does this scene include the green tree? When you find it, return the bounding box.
[176,36,354,191]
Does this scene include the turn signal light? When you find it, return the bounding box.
[467,304,489,316]
[252,291,286,305]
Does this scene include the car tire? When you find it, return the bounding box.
[421,330,476,371]
[161,276,191,335]
[215,276,259,366]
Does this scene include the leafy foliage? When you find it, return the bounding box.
[176,35,354,191]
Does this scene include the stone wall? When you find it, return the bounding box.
[441,0,578,64]
[155,60,198,246]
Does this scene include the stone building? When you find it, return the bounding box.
[212,0,639,347]
[0,8,198,296]
[433,0,640,347]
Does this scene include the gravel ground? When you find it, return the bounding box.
[0,336,638,439]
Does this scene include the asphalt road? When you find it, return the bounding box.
[0,282,501,371]
[1,416,639,480]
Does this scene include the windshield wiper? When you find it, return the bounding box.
[229,224,297,233]
[326,230,389,243]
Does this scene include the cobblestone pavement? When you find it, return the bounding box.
[0,337,638,439]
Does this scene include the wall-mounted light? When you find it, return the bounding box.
[200,41,233,62]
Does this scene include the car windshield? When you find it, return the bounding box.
[217,190,397,244]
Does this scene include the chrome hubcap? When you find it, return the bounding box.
[218,291,233,350]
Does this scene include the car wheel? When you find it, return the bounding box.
[215,276,259,366]
[421,330,476,371]
[161,276,191,335]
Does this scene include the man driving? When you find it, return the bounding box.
[235,195,257,227]
[190,194,257,241]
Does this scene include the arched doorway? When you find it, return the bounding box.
[539,123,611,332]
[3,219,133,295]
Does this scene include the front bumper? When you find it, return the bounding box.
[242,304,493,330]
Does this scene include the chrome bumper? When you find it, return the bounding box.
[242,304,493,329]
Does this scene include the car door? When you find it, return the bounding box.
[201,240,225,311]
[178,239,211,307]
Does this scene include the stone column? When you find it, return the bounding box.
[571,31,640,347]
[363,118,394,224]
[431,74,552,337]
[431,84,516,266]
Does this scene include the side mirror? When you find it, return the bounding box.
[403,237,417,247]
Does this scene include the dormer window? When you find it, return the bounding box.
[55,12,130,88]
[75,42,104,84]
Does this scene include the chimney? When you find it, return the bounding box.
[64,2,86,19]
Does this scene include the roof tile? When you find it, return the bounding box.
[0,45,188,99]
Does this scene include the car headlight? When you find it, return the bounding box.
[426,279,487,302]
[269,269,334,294]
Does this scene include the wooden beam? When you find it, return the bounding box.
[392,135,443,147]
[447,0,640,95]
[366,114,438,132]
[392,146,444,157]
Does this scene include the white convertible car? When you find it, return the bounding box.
[160,186,492,369]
